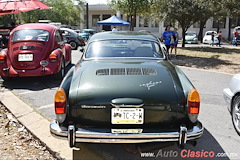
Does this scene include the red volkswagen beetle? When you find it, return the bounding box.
[0,23,72,80]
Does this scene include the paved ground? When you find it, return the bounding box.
[0,47,240,159]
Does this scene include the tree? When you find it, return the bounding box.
[108,0,152,31]
[154,0,205,47]
[21,0,84,26]
[223,0,240,40]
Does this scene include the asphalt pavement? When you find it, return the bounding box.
[0,48,240,159]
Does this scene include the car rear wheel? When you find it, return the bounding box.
[56,59,66,79]
[232,96,240,135]
[69,41,78,50]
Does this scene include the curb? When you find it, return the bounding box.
[0,89,101,160]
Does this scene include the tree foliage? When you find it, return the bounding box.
[20,0,83,25]
[108,0,152,31]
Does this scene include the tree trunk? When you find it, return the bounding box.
[198,20,206,43]
[182,28,186,47]
[228,17,232,41]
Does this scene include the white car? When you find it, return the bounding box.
[223,73,240,135]
[203,31,218,44]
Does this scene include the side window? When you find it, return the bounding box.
[55,30,63,43]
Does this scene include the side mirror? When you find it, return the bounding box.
[80,48,84,52]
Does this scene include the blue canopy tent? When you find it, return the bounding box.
[97,15,130,25]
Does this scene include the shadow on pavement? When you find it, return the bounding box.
[182,47,240,54]
[171,54,235,69]
[0,64,74,91]
[72,129,229,160]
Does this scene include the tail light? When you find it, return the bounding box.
[49,53,57,63]
[188,89,200,114]
[0,54,6,64]
[55,88,66,114]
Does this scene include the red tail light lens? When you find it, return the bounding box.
[49,53,57,63]
[55,88,66,114]
[188,89,200,114]
[0,54,6,64]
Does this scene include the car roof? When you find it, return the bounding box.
[89,31,158,42]
[12,23,58,32]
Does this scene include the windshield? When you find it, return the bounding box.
[85,40,163,59]
[12,29,49,42]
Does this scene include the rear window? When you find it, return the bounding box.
[85,40,163,59]
[12,29,49,42]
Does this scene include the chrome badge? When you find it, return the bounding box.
[140,81,162,90]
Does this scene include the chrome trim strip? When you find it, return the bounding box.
[111,103,144,108]
[50,121,204,144]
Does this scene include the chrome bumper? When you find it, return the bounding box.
[50,120,204,147]
[223,88,234,112]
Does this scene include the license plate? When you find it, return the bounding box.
[18,54,33,61]
[111,129,143,134]
[111,108,144,124]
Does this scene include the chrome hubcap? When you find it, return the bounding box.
[233,104,240,130]
[70,42,76,49]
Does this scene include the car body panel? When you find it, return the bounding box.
[0,23,71,78]
[50,31,203,146]
[203,31,218,44]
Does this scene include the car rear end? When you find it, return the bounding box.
[0,26,62,78]
[50,32,203,147]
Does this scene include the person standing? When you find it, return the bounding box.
[233,30,238,46]
[160,25,174,58]
[170,28,179,57]
[112,26,118,31]
[211,31,215,46]
[217,31,222,47]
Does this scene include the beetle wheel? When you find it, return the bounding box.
[232,96,240,135]
[69,41,78,50]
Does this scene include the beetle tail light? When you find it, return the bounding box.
[188,89,200,114]
[55,88,66,114]
[0,54,6,64]
[49,53,57,63]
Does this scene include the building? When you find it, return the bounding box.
[80,4,238,40]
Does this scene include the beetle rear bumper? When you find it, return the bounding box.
[50,120,204,147]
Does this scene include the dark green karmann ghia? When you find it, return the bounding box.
[50,31,204,148]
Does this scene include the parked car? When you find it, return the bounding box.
[60,28,85,50]
[223,74,240,135]
[0,23,72,80]
[83,29,96,36]
[185,31,198,44]
[203,31,218,44]
[78,30,90,41]
[50,31,204,148]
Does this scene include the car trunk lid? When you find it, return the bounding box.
[9,41,48,70]
[70,60,186,128]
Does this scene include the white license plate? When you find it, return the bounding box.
[111,108,144,124]
[18,54,33,61]
[111,129,143,134]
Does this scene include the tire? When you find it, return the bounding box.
[232,96,240,135]
[69,41,78,50]
[56,59,66,79]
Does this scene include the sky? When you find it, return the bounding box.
[86,0,107,4]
